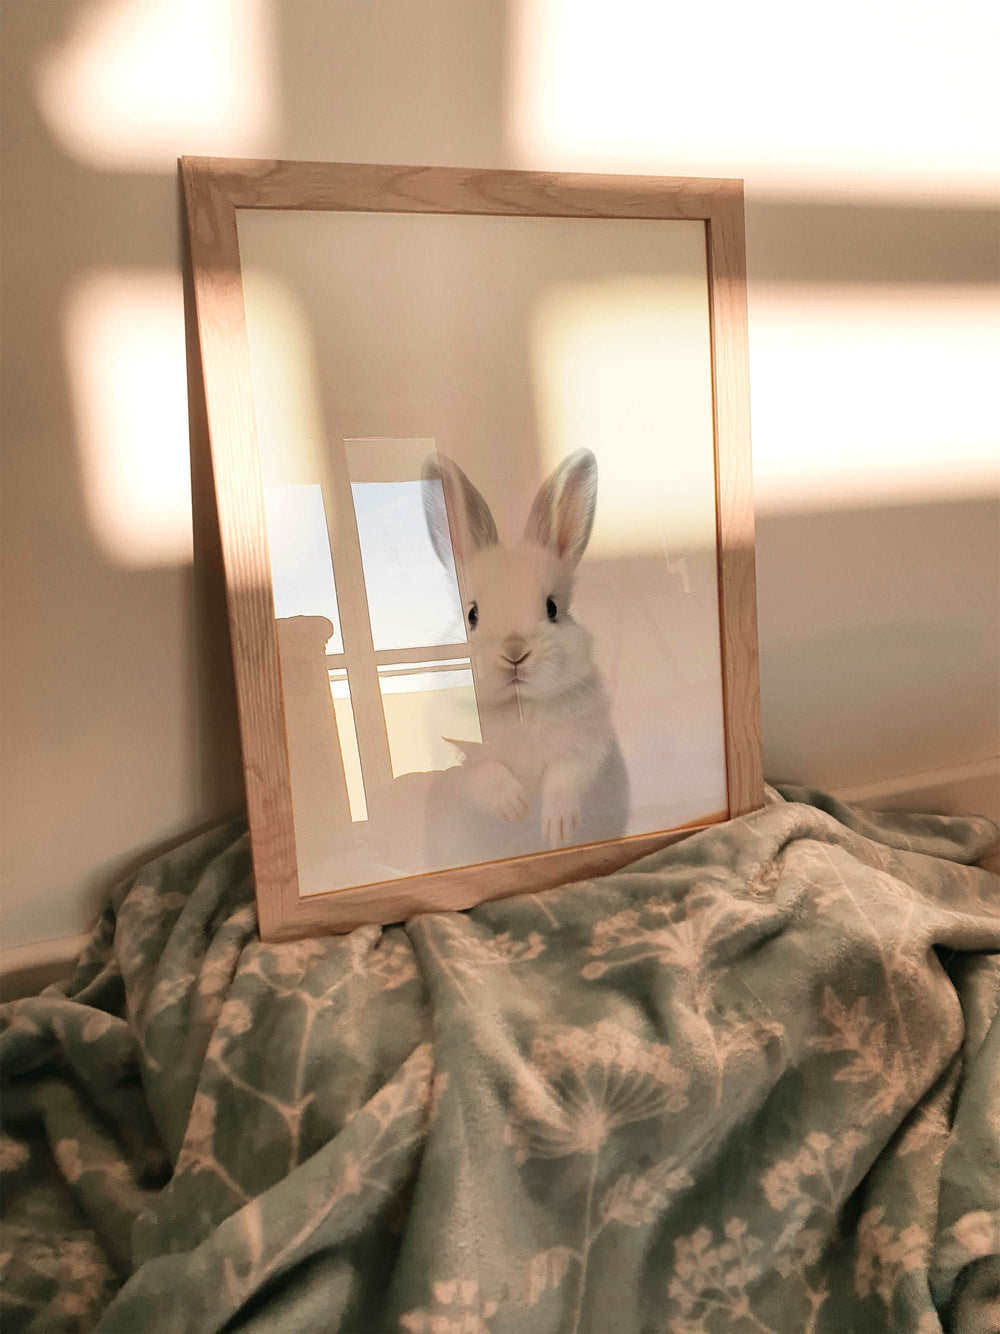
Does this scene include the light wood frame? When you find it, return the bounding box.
[181,157,763,942]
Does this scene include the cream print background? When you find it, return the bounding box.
[238,210,728,897]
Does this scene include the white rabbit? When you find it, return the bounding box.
[422,449,627,850]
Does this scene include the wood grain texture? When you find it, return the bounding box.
[706,185,764,816]
[274,814,729,940]
[182,157,739,220]
[181,163,299,937]
[181,157,763,940]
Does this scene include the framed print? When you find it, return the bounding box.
[181,159,763,941]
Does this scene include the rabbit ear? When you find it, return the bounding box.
[422,455,499,567]
[524,449,598,567]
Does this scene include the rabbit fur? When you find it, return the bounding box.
[422,449,628,849]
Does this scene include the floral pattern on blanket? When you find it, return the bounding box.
[1,788,998,1333]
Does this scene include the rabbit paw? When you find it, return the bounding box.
[470,761,529,823]
[542,789,580,848]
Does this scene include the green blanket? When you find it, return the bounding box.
[2,788,998,1333]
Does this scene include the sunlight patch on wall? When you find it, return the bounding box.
[35,0,276,171]
[530,272,718,553]
[506,0,998,203]
[240,266,330,483]
[750,283,1000,512]
[64,272,193,566]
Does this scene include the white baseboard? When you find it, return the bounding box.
[0,932,93,1003]
[832,756,999,873]
[2,758,996,1001]
[831,756,999,823]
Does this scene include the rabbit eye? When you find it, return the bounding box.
[546,597,558,622]
[467,603,478,629]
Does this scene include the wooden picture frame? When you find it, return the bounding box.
[181,157,762,942]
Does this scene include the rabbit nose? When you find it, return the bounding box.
[502,637,530,665]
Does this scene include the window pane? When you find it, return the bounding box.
[377,660,481,778]
[351,479,466,651]
[263,483,343,654]
[329,669,367,821]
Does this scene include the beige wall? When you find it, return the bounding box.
[2,0,997,954]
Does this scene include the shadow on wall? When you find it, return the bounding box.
[0,0,997,950]
[756,496,1000,793]
[0,1,248,943]
[0,0,512,946]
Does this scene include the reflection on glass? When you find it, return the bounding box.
[329,669,367,821]
[352,479,465,651]
[378,659,481,778]
[263,483,342,653]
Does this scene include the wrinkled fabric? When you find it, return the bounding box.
[1,789,997,1334]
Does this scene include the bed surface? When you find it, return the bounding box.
[2,787,998,1333]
